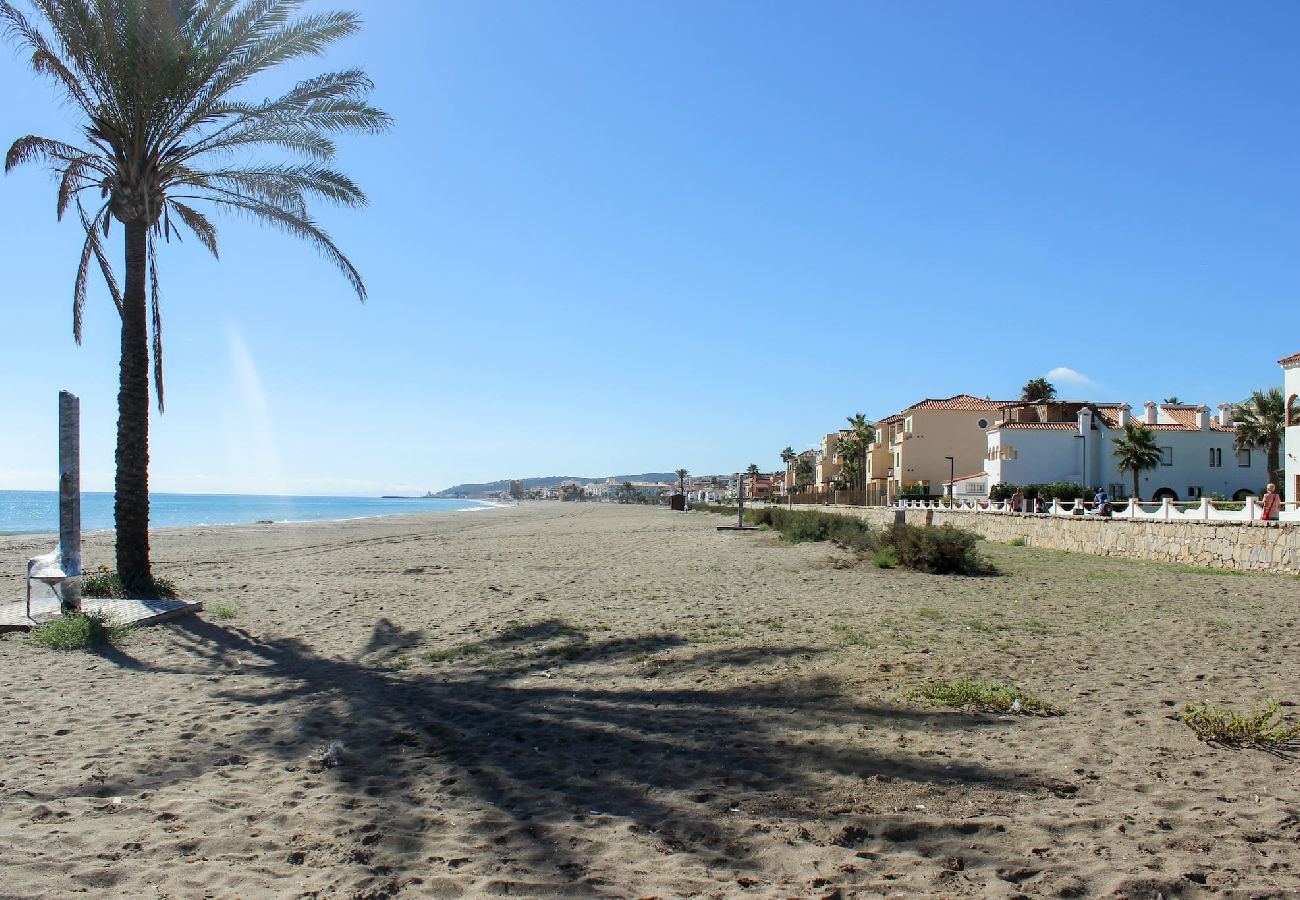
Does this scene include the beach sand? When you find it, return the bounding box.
[1,502,1297,897]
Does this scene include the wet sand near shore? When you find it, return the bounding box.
[1,502,1297,897]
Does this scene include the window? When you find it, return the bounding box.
[904,416,913,432]
[1209,448,1222,467]
[962,481,984,494]
[1109,483,1128,498]
[1160,447,1173,466]
[1188,486,1203,499]
[977,418,989,429]
[1237,449,1251,467]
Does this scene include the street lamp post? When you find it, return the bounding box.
[945,456,954,505]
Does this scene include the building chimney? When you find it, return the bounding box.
[1077,407,1093,435]
[1195,405,1209,431]
[1218,402,1234,428]
[1116,405,1129,427]
[1144,401,1157,425]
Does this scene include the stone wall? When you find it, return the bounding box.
[808,505,1300,575]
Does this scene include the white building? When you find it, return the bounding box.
[1282,352,1300,520]
[985,400,1269,501]
[944,471,990,500]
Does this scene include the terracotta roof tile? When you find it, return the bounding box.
[904,394,1010,412]
[1279,351,1300,366]
[996,422,1080,430]
[1160,406,1200,428]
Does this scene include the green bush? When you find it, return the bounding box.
[81,566,178,600]
[885,522,991,575]
[871,547,898,569]
[909,678,1061,715]
[989,483,1018,502]
[31,610,131,651]
[1182,700,1300,752]
[699,504,989,575]
[1009,536,1026,547]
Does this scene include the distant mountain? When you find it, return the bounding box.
[434,473,680,498]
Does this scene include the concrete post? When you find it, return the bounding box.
[59,391,82,612]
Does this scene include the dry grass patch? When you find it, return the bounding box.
[909,677,1062,716]
[1182,701,1300,753]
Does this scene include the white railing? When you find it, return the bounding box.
[894,496,1281,522]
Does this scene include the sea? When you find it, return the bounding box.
[0,490,495,536]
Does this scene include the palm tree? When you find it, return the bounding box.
[778,447,796,502]
[675,468,688,497]
[2,0,389,591]
[1021,377,1056,402]
[1112,421,1162,501]
[842,412,873,499]
[745,463,760,482]
[1233,387,1293,495]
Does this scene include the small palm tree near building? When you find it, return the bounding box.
[794,456,815,493]
[836,412,874,496]
[1233,387,1293,496]
[1021,378,1057,402]
[675,468,688,496]
[1112,421,1162,501]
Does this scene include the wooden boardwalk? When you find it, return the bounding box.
[0,592,203,633]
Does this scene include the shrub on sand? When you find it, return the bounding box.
[81,566,178,600]
[909,678,1061,715]
[698,505,991,574]
[885,523,992,575]
[871,547,898,569]
[1182,701,1300,753]
[31,611,131,651]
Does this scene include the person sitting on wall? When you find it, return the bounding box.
[1260,483,1282,521]
[1093,487,1111,517]
[1034,495,1046,514]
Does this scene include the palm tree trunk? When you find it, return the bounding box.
[115,220,152,590]
[1132,470,1140,503]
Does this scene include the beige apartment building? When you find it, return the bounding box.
[866,395,1008,500]
[816,430,850,488]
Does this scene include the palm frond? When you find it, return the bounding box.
[149,237,165,412]
[5,134,99,172]
[77,199,123,316]
[202,163,366,207]
[204,192,365,300]
[168,200,220,257]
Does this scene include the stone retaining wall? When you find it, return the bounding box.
[805,506,1300,575]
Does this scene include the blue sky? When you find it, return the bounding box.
[1,1,1297,495]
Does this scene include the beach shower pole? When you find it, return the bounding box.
[59,390,82,612]
[737,472,745,529]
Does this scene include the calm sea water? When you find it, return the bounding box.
[0,490,494,535]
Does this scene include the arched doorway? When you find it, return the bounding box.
[1232,488,1256,502]
[1151,487,1179,502]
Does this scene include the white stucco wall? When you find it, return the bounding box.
[987,421,1269,500]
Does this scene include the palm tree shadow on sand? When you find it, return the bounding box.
[111,616,1047,893]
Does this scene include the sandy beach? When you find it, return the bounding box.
[1,502,1298,897]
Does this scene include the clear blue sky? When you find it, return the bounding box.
[1,1,1297,495]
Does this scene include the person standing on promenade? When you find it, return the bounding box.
[1260,483,1282,521]
[1010,488,1024,513]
